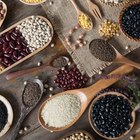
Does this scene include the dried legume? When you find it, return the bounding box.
[120,2,140,40]
[99,19,119,39]
[91,94,133,138]
[55,66,88,90]
[61,131,93,140]
[41,94,81,128]
[0,28,30,68]
[78,13,92,30]
[17,16,52,52]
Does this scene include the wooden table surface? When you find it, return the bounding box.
[0,0,140,140]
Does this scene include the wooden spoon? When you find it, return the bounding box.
[70,0,93,31]
[113,47,140,69]
[0,1,7,27]
[89,92,136,140]
[10,79,44,140]
[38,64,134,132]
[6,56,70,80]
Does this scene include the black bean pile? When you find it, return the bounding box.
[91,94,133,138]
[89,39,116,62]
[23,82,41,107]
[121,3,140,40]
[0,101,8,131]
[0,28,31,68]
[54,66,88,90]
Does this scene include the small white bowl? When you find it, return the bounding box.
[0,95,13,137]
[19,0,46,5]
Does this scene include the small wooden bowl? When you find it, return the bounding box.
[88,92,135,139]
[0,95,13,137]
[0,15,54,75]
[119,1,140,42]
[99,0,130,7]
[59,130,95,140]
[19,0,46,5]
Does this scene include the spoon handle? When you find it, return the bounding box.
[10,110,28,140]
[6,62,50,80]
[70,0,80,14]
[84,64,134,101]
[118,56,140,70]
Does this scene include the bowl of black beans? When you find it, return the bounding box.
[89,92,135,139]
[0,95,13,137]
[119,1,140,41]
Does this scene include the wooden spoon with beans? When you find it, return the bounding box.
[70,0,93,31]
[89,39,140,69]
[10,79,44,140]
[6,56,70,80]
[38,64,133,132]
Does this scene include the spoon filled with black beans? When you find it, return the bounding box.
[89,39,140,69]
[89,92,138,139]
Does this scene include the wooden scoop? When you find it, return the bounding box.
[10,79,44,140]
[6,56,70,80]
[0,1,7,27]
[113,47,140,69]
[89,92,137,140]
[70,0,93,31]
[38,64,134,132]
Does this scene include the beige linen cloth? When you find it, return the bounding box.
[42,0,139,77]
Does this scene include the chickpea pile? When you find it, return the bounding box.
[62,132,93,140]
[99,19,119,39]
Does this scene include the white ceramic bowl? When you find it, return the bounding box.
[0,95,13,137]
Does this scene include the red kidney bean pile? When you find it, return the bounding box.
[54,65,88,91]
[0,2,6,20]
[0,28,31,68]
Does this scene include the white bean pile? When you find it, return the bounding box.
[17,16,52,52]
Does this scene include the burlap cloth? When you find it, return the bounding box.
[41,0,140,77]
